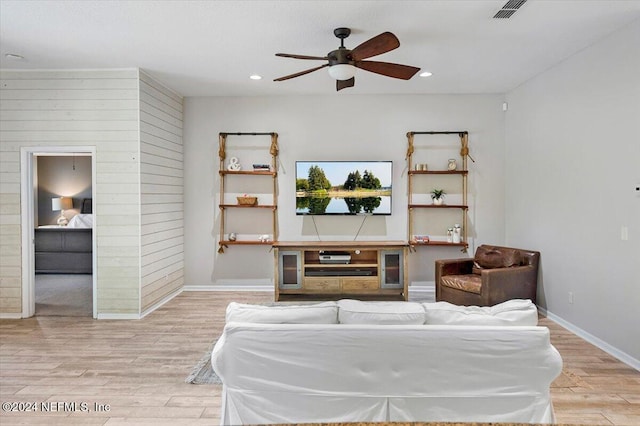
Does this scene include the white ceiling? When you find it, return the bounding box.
[1,0,639,97]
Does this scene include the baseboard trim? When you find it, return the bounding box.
[96,313,141,320]
[183,285,273,292]
[408,285,435,294]
[0,313,22,319]
[140,288,183,319]
[538,306,640,371]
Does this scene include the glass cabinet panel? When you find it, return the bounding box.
[278,251,302,289]
[381,250,403,289]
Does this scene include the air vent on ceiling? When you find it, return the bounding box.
[493,0,527,19]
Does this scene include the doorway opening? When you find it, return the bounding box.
[21,147,97,318]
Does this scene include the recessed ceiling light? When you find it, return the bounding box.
[249,74,262,80]
[5,53,25,60]
[419,71,433,78]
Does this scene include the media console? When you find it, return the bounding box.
[273,241,408,301]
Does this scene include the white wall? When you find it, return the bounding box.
[139,71,185,312]
[0,69,184,318]
[505,20,640,362]
[184,94,506,287]
[0,69,141,315]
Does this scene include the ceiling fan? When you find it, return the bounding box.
[274,28,421,91]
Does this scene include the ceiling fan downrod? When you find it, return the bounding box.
[333,27,351,48]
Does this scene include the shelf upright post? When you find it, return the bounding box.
[270,133,279,245]
[406,132,415,245]
[460,132,469,250]
[218,133,228,253]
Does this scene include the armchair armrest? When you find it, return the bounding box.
[481,265,538,304]
[435,258,474,301]
[435,258,474,276]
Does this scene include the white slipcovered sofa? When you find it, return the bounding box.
[211,299,562,425]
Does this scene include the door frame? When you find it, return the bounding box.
[20,146,97,318]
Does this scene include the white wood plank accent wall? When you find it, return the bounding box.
[139,71,184,312]
[0,69,184,317]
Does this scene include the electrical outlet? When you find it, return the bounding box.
[568,292,574,304]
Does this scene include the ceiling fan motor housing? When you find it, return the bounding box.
[328,47,353,66]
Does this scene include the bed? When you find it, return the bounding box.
[35,198,93,274]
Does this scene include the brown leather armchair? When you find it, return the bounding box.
[435,245,540,307]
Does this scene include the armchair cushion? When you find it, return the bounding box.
[473,245,523,273]
[441,274,482,294]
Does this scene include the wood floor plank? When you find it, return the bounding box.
[1,291,638,425]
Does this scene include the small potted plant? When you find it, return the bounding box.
[431,189,445,205]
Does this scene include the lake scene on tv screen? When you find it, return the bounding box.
[296,161,392,215]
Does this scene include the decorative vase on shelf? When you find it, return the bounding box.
[433,197,444,206]
[453,224,461,243]
[448,158,457,171]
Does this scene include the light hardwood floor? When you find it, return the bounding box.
[1,291,638,425]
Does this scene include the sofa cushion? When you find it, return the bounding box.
[474,245,523,269]
[423,299,538,326]
[338,299,425,324]
[225,301,338,324]
[440,274,482,294]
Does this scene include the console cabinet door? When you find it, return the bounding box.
[380,249,403,289]
[278,250,302,289]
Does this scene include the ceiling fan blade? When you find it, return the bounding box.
[336,77,355,91]
[350,32,400,61]
[274,64,329,81]
[276,53,328,60]
[355,60,420,80]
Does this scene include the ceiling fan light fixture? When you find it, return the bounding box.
[328,64,356,81]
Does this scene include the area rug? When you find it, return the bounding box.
[185,338,221,384]
[551,368,592,389]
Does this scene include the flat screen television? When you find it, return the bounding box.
[295,161,392,215]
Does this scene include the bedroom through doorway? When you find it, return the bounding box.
[21,147,97,318]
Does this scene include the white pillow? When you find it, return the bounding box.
[423,299,538,326]
[225,301,338,324]
[338,299,426,325]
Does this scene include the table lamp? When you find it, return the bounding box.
[52,197,72,226]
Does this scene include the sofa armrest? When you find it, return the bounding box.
[481,265,538,304]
